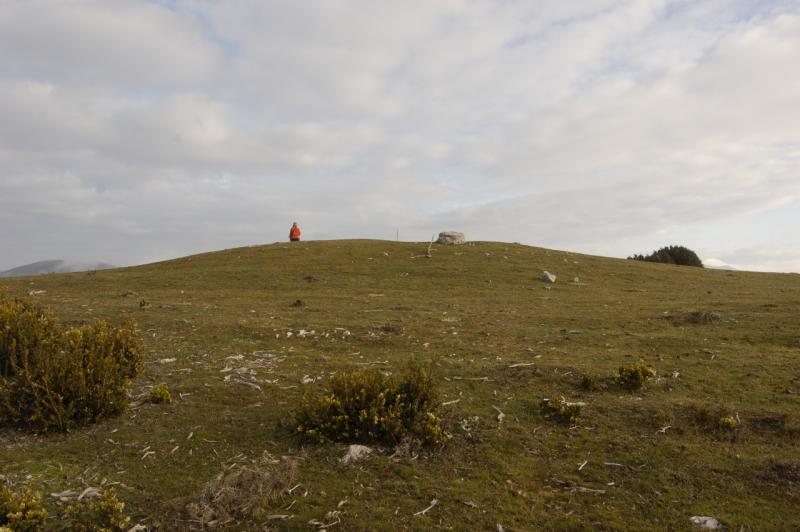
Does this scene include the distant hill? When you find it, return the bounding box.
[0,260,115,278]
[704,258,738,271]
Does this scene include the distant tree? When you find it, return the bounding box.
[628,245,704,268]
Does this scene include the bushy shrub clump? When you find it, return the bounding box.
[295,362,446,445]
[616,359,656,391]
[148,383,172,404]
[64,489,130,532]
[688,404,740,433]
[0,483,47,531]
[0,295,142,432]
[540,397,583,424]
[1,483,130,532]
[579,373,600,391]
[718,415,739,431]
[629,245,704,267]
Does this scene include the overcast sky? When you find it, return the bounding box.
[1,0,799,272]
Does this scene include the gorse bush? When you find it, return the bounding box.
[295,362,446,445]
[1,483,130,532]
[0,295,142,432]
[540,397,583,424]
[64,489,130,532]
[629,245,704,267]
[616,359,656,391]
[0,483,48,532]
[148,383,172,404]
[579,373,600,391]
[687,404,740,434]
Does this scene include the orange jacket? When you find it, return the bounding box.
[289,226,301,239]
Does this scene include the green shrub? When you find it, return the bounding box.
[0,295,142,432]
[686,403,740,435]
[540,396,583,424]
[295,362,446,445]
[149,383,172,404]
[579,373,600,391]
[719,415,739,431]
[0,483,48,532]
[628,245,703,267]
[616,359,656,391]
[64,489,130,531]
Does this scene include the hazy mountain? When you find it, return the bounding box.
[703,258,738,271]
[0,260,115,278]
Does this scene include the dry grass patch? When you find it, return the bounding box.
[186,453,297,528]
[664,310,723,325]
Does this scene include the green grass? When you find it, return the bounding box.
[1,239,799,530]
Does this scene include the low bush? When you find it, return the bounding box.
[148,383,172,404]
[0,295,142,432]
[628,245,704,267]
[686,403,740,437]
[540,396,583,424]
[64,489,130,532]
[616,359,656,391]
[579,373,600,391]
[0,483,48,532]
[295,362,446,445]
[719,415,739,431]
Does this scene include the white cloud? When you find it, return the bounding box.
[0,0,799,271]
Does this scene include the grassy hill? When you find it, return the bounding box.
[1,240,798,530]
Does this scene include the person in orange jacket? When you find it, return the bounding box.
[289,222,301,242]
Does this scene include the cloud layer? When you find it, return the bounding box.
[1,0,799,271]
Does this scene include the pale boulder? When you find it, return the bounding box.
[436,231,465,245]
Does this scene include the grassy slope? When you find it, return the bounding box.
[1,240,799,530]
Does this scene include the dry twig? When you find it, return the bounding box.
[414,499,439,516]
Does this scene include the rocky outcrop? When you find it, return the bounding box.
[436,231,465,245]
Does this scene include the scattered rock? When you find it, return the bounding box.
[690,516,722,529]
[291,299,306,307]
[540,271,557,283]
[304,275,319,282]
[340,444,373,464]
[436,231,466,245]
[573,277,581,283]
[459,416,480,433]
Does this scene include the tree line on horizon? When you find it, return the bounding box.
[628,245,704,268]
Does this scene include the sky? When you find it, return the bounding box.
[1,0,799,272]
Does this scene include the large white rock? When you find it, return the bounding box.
[340,444,373,464]
[436,231,466,245]
[540,271,557,283]
[690,516,722,529]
